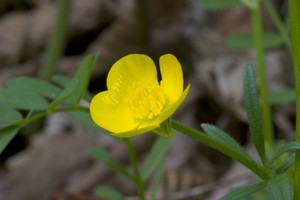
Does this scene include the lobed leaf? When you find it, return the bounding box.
[221,181,267,200]
[94,185,124,200]
[150,157,164,200]
[266,173,292,200]
[68,54,98,104]
[275,155,295,174]
[141,136,173,180]
[268,142,300,166]
[199,0,242,10]
[225,32,284,50]
[66,110,110,134]
[241,0,260,9]
[52,74,93,101]
[52,74,70,88]
[243,64,266,164]
[48,78,79,110]
[201,124,254,163]
[0,126,19,154]
[89,148,133,181]
[0,103,23,124]
[5,76,62,99]
[268,89,295,105]
[0,88,49,111]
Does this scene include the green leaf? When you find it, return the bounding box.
[275,155,294,174]
[48,78,79,109]
[69,54,98,104]
[89,148,133,181]
[199,0,242,10]
[243,64,266,164]
[225,32,284,50]
[52,74,70,88]
[0,103,23,124]
[0,88,49,111]
[0,126,19,154]
[94,185,124,200]
[150,157,164,200]
[5,77,62,99]
[66,110,110,134]
[221,181,267,200]
[52,74,93,101]
[241,0,259,9]
[268,89,296,105]
[201,124,255,163]
[268,142,300,166]
[141,136,173,180]
[266,173,292,200]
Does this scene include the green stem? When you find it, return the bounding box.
[171,119,269,180]
[251,6,274,143]
[289,0,300,198]
[39,0,72,81]
[15,106,87,128]
[124,138,145,200]
[263,0,291,52]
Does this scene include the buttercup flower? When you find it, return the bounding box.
[90,54,190,137]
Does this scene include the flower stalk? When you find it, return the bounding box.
[124,138,145,200]
[171,119,270,180]
[251,5,274,143]
[39,0,71,81]
[289,0,300,198]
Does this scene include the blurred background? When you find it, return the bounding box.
[0,0,293,199]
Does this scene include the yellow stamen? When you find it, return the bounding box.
[128,81,166,120]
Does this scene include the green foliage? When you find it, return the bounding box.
[201,124,260,168]
[0,88,49,111]
[222,174,292,200]
[0,126,20,154]
[89,147,133,181]
[221,181,268,200]
[243,64,266,164]
[94,185,124,200]
[52,74,70,88]
[268,142,300,168]
[241,0,260,9]
[0,53,98,155]
[199,0,242,10]
[275,155,294,174]
[225,32,284,50]
[48,78,79,110]
[5,77,62,99]
[68,54,98,104]
[150,157,164,200]
[141,136,173,180]
[268,89,296,105]
[266,173,292,200]
[66,110,109,133]
[52,74,93,102]
[0,103,23,124]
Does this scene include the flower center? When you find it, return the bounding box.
[128,82,167,120]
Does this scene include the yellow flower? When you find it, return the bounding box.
[90,54,190,137]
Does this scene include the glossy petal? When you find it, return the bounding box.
[159,54,183,103]
[112,124,159,137]
[158,84,190,123]
[107,54,157,94]
[90,91,137,133]
[90,54,190,138]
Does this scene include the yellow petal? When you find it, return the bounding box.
[107,54,158,93]
[158,84,190,123]
[112,124,159,137]
[159,54,184,103]
[90,91,137,133]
